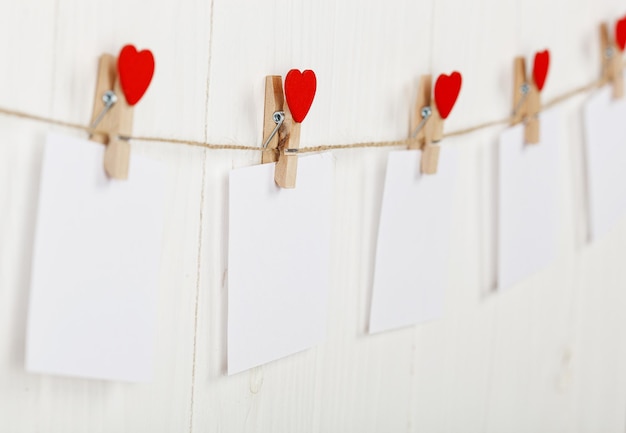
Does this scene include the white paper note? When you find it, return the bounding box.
[583,85,626,241]
[369,148,458,334]
[228,154,333,375]
[26,133,165,382]
[498,109,560,290]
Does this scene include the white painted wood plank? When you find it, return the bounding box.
[0,1,213,432]
[0,3,59,432]
[192,0,435,431]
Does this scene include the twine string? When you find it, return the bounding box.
[0,77,605,153]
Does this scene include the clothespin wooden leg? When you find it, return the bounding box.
[90,54,134,179]
[90,55,116,145]
[525,83,540,144]
[262,76,284,163]
[610,51,624,99]
[261,74,300,188]
[275,109,300,188]
[103,78,133,179]
[422,103,443,175]
[431,104,444,143]
[511,57,528,127]
[104,138,131,179]
[409,75,432,149]
[600,23,624,99]
[409,74,440,174]
[511,56,540,145]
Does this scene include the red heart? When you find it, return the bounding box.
[434,71,462,119]
[284,69,317,123]
[117,45,155,106]
[616,16,626,51]
[532,50,550,92]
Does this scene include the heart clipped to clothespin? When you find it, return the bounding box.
[511,50,549,144]
[89,44,155,180]
[434,71,462,119]
[118,45,155,106]
[409,71,462,175]
[532,50,550,92]
[276,69,316,188]
[261,69,317,188]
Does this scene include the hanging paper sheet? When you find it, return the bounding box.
[26,133,165,382]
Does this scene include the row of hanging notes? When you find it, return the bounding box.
[19,17,626,380]
[23,78,626,381]
[3,15,625,184]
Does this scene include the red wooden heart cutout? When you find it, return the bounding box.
[117,45,155,106]
[532,50,550,92]
[616,16,626,51]
[284,69,317,123]
[434,71,462,119]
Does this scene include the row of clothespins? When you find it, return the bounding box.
[91,19,626,187]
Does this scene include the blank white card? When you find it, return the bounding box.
[583,84,626,241]
[26,133,165,382]
[498,109,560,289]
[228,154,333,375]
[369,149,458,334]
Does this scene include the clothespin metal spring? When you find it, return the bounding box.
[262,111,285,149]
[411,106,432,139]
[512,83,530,118]
[91,90,118,129]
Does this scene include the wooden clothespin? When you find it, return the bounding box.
[511,50,549,144]
[599,19,625,99]
[408,72,462,174]
[261,76,285,165]
[261,69,316,188]
[90,45,154,179]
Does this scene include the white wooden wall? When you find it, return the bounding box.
[1,0,626,431]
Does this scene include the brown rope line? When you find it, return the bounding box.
[444,117,511,138]
[126,135,259,151]
[298,139,412,153]
[0,106,91,133]
[0,75,611,153]
[544,79,603,109]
